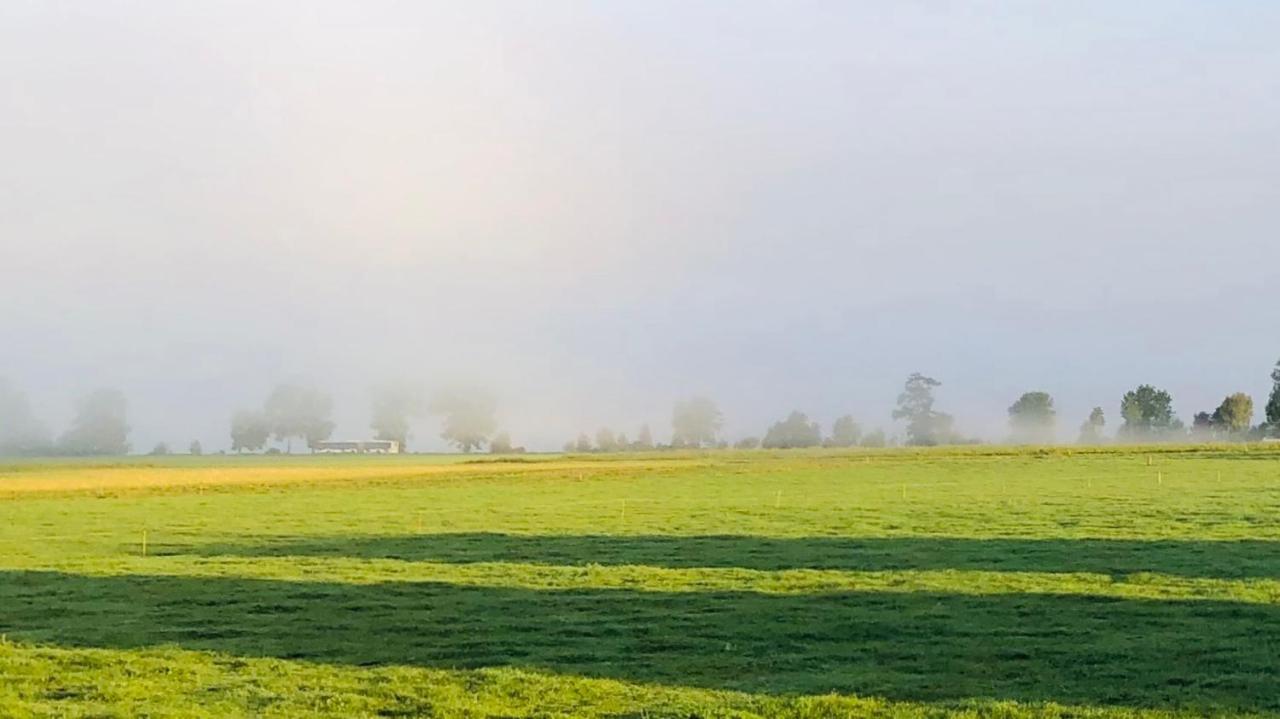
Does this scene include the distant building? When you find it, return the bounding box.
[311,439,401,454]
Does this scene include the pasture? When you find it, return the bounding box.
[1,447,1278,717]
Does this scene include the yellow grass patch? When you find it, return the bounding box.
[0,457,698,497]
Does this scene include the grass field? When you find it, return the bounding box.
[2,446,1279,718]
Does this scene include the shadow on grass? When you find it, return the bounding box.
[2,569,1277,711]
[183,533,1280,579]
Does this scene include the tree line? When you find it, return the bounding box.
[565,359,1280,451]
[228,384,504,454]
[0,381,507,456]
[2,358,1279,456]
[0,384,131,456]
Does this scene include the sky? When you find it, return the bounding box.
[2,1,1278,451]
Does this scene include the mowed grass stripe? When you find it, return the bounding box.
[3,642,1228,719]
[3,445,1274,500]
[12,556,1280,605]
[4,461,1279,549]
[3,569,1278,710]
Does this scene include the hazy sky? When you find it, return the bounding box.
[3,1,1278,451]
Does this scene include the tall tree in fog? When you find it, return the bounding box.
[230,409,270,453]
[489,432,513,454]
[595,427,619,452]
[1212,392,1254,436]
[671,397,722,448]
[1008,391,1056,444]
[370,382,426,450]
[892,373,954,446]
[0,379,51,455]
[58,389,130,455]
[1267,359,1280,436]
[430,388,497,453]
[1118,385,1181,441]
[1078,407,1106,444]
[825,415,862,448]
[634,424,654,451]
[264,384,335,453]
[762,411,822,449]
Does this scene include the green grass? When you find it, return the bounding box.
[1,447,1278,717]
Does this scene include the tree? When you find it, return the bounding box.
[370,382,426,451]
[1266,359,1280,436]
[574,433,593,453]
[734,436,761,449]
[762,411,823,449]
[671,397,722,448]
[825,415,862,448]
[489,432,513,454]
[595,427,619,452]
[1191,411,1217,441]
[230,409,270,453]
[1078,407,1106,444]
[892,373,954,446]
[860,428,887,447]
[1008,391,1056,444]
[633,424,654,451]
[1212,393,1254,437]
[188,440,203,456]
[149,442,170,456]
[1118,384,1180,441]
[429,389,497,453]
[264,384,335,452]
[0,379,50,455]
[59,389,130,455]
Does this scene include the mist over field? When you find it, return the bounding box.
[2,2,1278,451]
